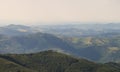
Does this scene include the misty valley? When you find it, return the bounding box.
[0,23,120,72]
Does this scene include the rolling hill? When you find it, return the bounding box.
[0,33,75,54]
[0,50,120,72]
[64,36,120,62]
[0,31,120,63]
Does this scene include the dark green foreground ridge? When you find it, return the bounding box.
[0,50,120,72]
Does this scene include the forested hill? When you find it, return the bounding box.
[0,33,75,54]
[0,50,120,72]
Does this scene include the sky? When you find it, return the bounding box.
[0,0,120,25]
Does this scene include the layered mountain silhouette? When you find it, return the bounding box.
[0,24,120,63]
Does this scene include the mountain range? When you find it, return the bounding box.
[0,24,120,63]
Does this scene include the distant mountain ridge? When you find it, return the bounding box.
[0,24,36,36]
[34,23,120,37]
[1,23,120,37]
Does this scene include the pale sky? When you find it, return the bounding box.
[0,0,120,25]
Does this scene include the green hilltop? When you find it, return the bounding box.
[0,50,120,72]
